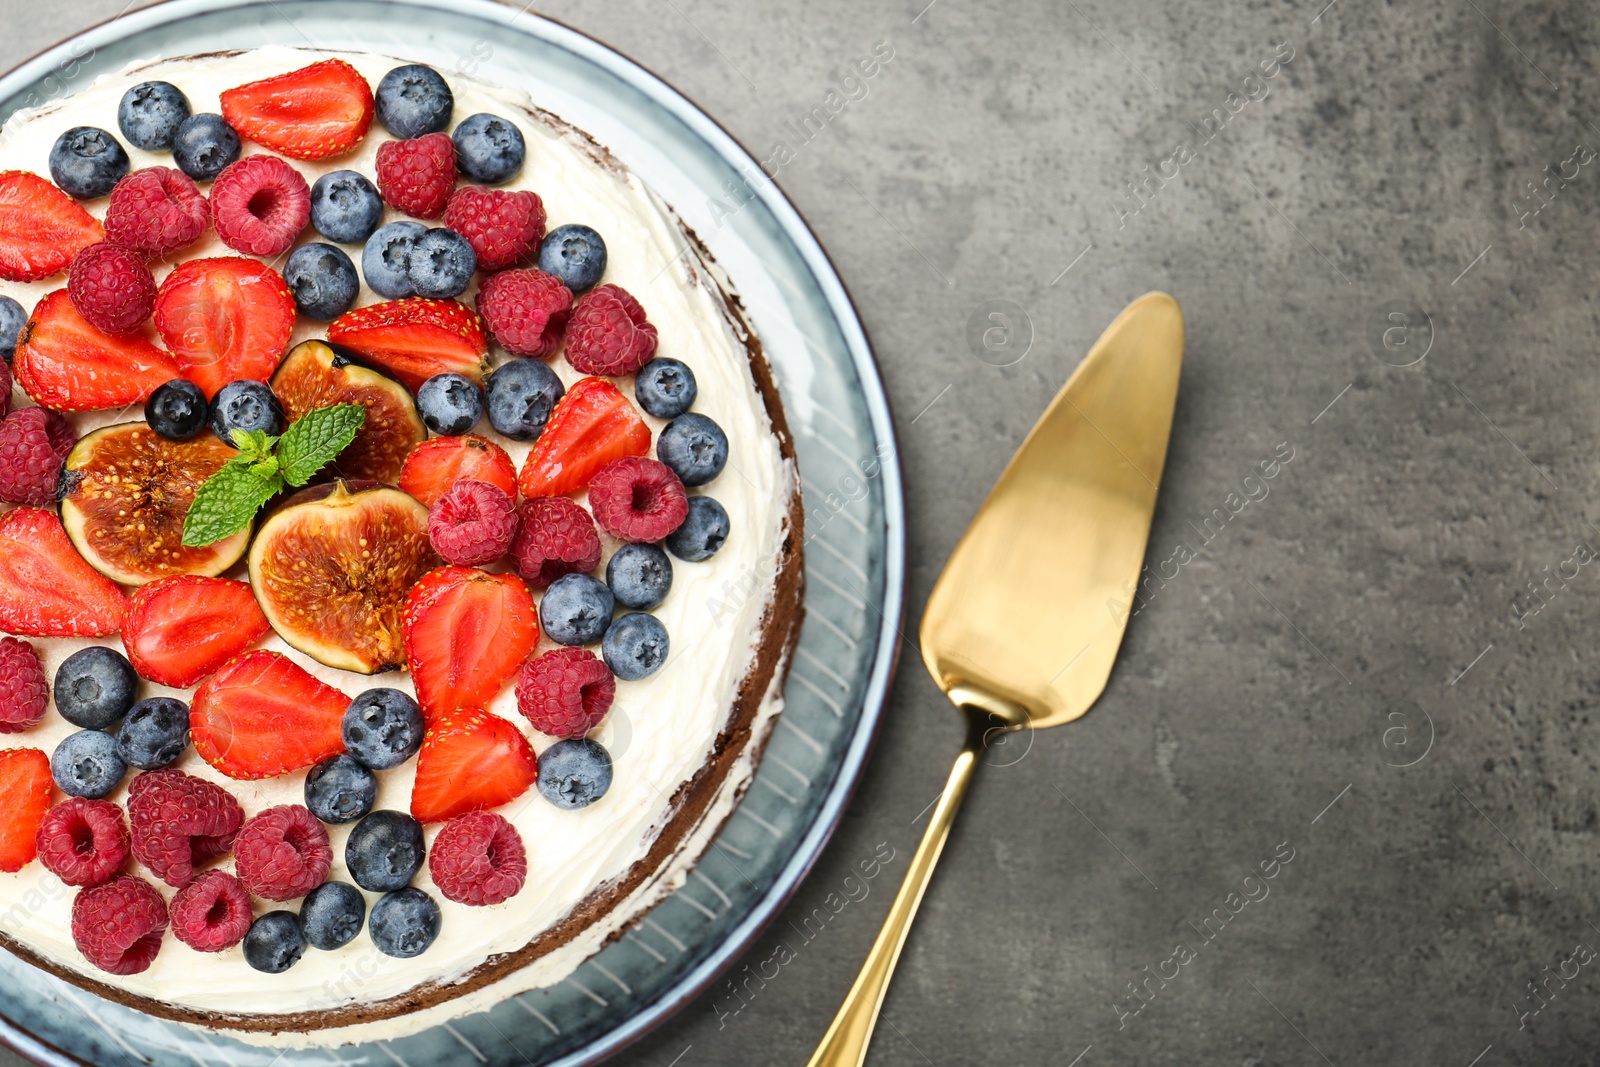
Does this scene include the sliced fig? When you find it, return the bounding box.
[248,479,439,673]
[270,340,427,484]
[60,423,251,586]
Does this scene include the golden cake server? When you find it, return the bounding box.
[806,291,1184,1067]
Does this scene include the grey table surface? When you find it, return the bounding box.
[5,0,1600,1064]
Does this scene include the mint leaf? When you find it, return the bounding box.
[229,429,278,463]
[278,404,366,487]
[182,463,283,547]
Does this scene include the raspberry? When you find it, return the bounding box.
[475,268,572,358]
[67,243,157,335]
[0,407,76,507]
[564,284,657,376]
[516,648,615,739]
[0,636,47,733]
[510,496,601,587]
[233,804,331,902]
[376,132,456,219]
[170,869,252,952]
[103,167,208,258]
[587,457,688,542]
[445,186,546,272]
[428,478,518,566]
[36,798,130,887]
[70,875,167,975]
[428,810,528,906]
[210,155,311,257]
[127,769,243,888]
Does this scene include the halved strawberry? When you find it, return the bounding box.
[191,650,349,780]
[403,566,538,717]
[410,707,537,824]
[15,290,181,412]
[327,299,488,392]
[0,171,104,282]
[398,434,519,508]
[518,377,651,499]
[0,508,126,637]
[122,576,271,689]
[0,748,51,872]
[219,59,374,162]
[154,258,296,400]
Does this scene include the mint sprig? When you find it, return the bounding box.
[182,403,366,547]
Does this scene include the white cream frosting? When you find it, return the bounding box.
[0,46,795,1045]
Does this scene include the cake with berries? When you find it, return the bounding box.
[0,46,801,1045]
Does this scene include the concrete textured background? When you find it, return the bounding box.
[5,0,1600,1064]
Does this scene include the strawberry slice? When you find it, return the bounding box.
[191,650,350,780]
[398,434,519,508]
[518,377,651,499]
[220,59,374,162]
[0,748,51,872]
[327,298,488,392]
[0,508,127,637]
[410,707,538,823]
[15,290,180,412]
[121,576,271,689]
[154,258,296,400]
[0,171,104,282]
[403,566,538,717]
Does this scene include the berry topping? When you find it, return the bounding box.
[417,371,483,436]
[71,875,167,975]
[36,797,130,887]
[656,412,729,487]
[607,543,673,611]
[103,167,209,258]
[220,59,375,161]
[169,869,252,951]
[243,910,306,973]
[475,268,572,358]
[345,809,425,892]
[118,82,191,151]
[408,227,477,299]
[510,496,601,588]
[284,242,359,321]
[172,114,241,182]
[447,186,546,272]
[304,754,377,824]
[343,689,425,771]
[634,357,698,420]
[0,171,104,282]
[208,379,286,441]
[209,156,311,257]
[0,637,47,734]
[127,768,243,888]
[411,707,538,824]
[49,127,129,201]
[0,748,51,872]
[191,650,351,780]
[234,804,332,901]
[537,738,614,810]
[603,612,670,681]
[587,456,689,542]
[485,357,565,442]
[515,648,615,739]
[0,296,26,362]
[53,646,136,730]
[361,219,426,299]
[537,224,607,295]
[67,242,156,335]
[121,575,271,689]
[144,378,209,441]
[301,881,366,950]
[539,573,615,647]
[327,297,488,392]
[429,811,527,906]
[376,64,455,139]
[116,698,190,771]
[453,114,525,185]
[665,495,731,562]
[51,730,125,799]
[0,507,127,637]
[369,886,441,958]
[14,290,181,412]
[518,377,650,498]
[565,284,657,376]
[0,406,75,507]
[403,566,539,716]
[398,433,518,507]
[310,169,383,244]
[376,132,456,219]
[428,479,517,567]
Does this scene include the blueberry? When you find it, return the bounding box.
[342,688,425,770]
[540,573,615,647]
[51,730,125,799]
[304,754,378,825]
[284,243,359,321]
[664,496,730,562]
[656,413,728,487]
[368,887,441,959]
[301,881,366,950]
[537,738,613,810]
[485,358,565,442]
[345,810,425,892]
[376,64,454,139]
[407,228,476,299]
[601,613,669,681]
[117,81,191,151]
[414,372,482,437]
[49,127,129,200]
[144,378,208,441]
[171,114,240,182]
[452,113,525,185]
[53,646,137,729]
[634,358,697,420]
[210,380,286,443]
[606,543,673,611]
[361,220,426,299]
[115,697,189,770]
[243,911,306,973]
[0,295,26,363]
[310,170,383,244]
[536,224,607,294]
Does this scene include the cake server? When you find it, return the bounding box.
[806,291,1184,1067]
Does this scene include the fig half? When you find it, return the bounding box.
[270,339,427,485]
